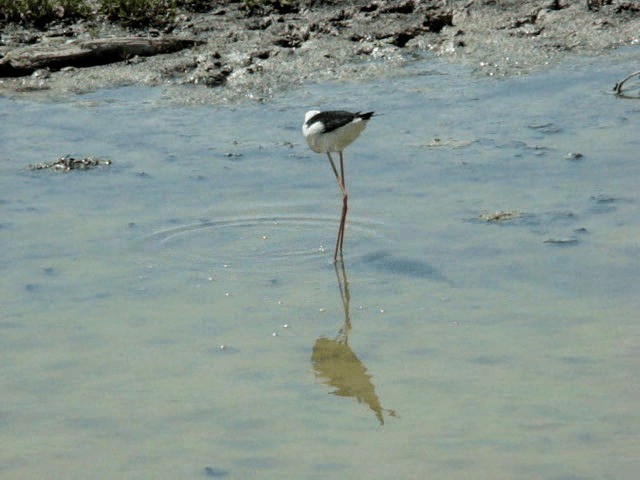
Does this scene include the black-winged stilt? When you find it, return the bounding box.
[302,110,374,262]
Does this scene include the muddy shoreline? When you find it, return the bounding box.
[0,0,638,104]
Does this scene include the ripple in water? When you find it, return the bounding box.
[144,211,390,272]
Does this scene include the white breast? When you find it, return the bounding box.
[302,115,369,154]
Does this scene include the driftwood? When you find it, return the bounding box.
[0,36,203,77]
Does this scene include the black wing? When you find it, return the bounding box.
[306,110,374,133]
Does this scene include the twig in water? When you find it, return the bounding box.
[613,70,640,98]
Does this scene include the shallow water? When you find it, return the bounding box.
[1,48,639,479]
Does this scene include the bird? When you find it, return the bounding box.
[302,110,374,262]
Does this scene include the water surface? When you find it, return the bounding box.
[1,48,639,479]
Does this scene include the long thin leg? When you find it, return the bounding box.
[326,153,346,195]
[335,151,348,261]
[327,152,348,262]
[335,193,347,261]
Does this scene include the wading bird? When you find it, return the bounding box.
[302,110,374,262]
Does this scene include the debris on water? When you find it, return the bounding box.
[543,237,578,245]
[479,210,523,222]
[423,137,475,149]
[613,70,640,98]
[591,194,616,204]
[28,155,111,171]
[528,122,562,134]
[565,152,584,161]
[43,267,56,276]
[204,466,229,477]
[204,466,229,478]
[210,344,239,354]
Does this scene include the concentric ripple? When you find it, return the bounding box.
[144,211,390,271]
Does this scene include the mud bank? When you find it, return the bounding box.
[0,0,638,104]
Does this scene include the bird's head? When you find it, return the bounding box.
[304,110,321,123]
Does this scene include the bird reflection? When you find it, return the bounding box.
[311,261,396,425]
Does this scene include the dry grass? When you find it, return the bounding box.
[0,0,208,27]
[0,0,305,28]
[0,0,91,26]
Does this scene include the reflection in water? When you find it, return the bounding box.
[311,262,396,425]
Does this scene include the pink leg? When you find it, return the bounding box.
[335,152,348,262]
[335,191,348,262]
[327,153,346,196]
[327,152,348,262]
[327,153,340,186]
